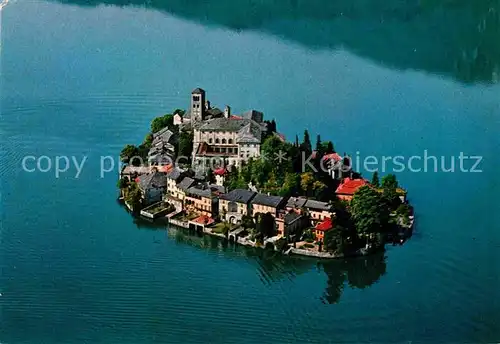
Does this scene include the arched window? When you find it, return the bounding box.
[209,138,213,144]
[222,139,226,144]
[215,138,220,144]
[228,139,233,144]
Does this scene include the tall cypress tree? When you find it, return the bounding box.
[316,134,322,154]
[302,130,312,154]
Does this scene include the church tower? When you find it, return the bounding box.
[191,88,206,122]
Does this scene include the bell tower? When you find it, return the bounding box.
[191,88,206,122]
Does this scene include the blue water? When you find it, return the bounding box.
[1,1,499,343]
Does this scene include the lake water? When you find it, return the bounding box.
[1,1,499,343]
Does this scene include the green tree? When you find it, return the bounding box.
[251,159,268,186]
[371,171,380,187]
[125,183,143,213]
[262,135,285,161]
[381,174,400,210]
[151,114,174,133]
[324,225,348,254]
[256,212,276,238]
[241,215,256,229]
[301,130,312,154]
[321,141,334,154]
[264,171,280,193]
[300,172,315,196]
[312,180,327,200]
[143,133,153,149]
[381,174,398,189]
[315,134,323,154]
[206,168,216,184]
[177,130,194,159]
[280,172,300,197]
[120,144,139,163]
[117,177,129,189]
[350,186,390,244]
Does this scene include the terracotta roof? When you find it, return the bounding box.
[214,167,227,176]
[191,215,215,225]
[159,164,173,173]
[315,217,333,231]
[322,153,342,162]
[335,178,370,195]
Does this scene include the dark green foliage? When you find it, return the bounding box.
[241,215,256,229]
[151,114,174,133]
[224,167,247,190]
[322,141,334,154]
[301,129,312,155]
[120,144,139,163]
[315,134,322,154]
[177,130,194,159]
[256,212,276,238]
[351,186,390,238]
[117,177,129,189]
[381,174,401,210]
[280,172,300,197]
[125,183,143,213]
[381,174,398,189]
[371,171,380,187]
[206,168,216,184]
[275,238,289,252]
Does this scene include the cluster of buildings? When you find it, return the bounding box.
[120,88,406,245]
[121,162,375,243]
[147,127,176,166]
[175,88,269,170]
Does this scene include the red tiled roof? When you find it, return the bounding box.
[134,177,140,183]
[322,153,342,162]
[159,164,173,173]
[214,167,227,176]
[230,115,243,120]
[315,217,333,231]
[335,178,370,195]
[192,215,215,225]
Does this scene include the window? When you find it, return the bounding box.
[215,138,220,144]
[209,138,213,144]
[228,139,233,144]
[222,139,226,144]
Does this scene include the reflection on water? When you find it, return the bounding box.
[135,218,387,304]
[50,0,500,84]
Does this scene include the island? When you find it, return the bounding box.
[117,88,414,259]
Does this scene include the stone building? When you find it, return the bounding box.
[175,88,266,170]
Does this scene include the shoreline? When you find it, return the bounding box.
[122,199,412,260]
[118,88,415,261]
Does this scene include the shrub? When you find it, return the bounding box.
[305,238,314,243]
[303,243,314,249]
